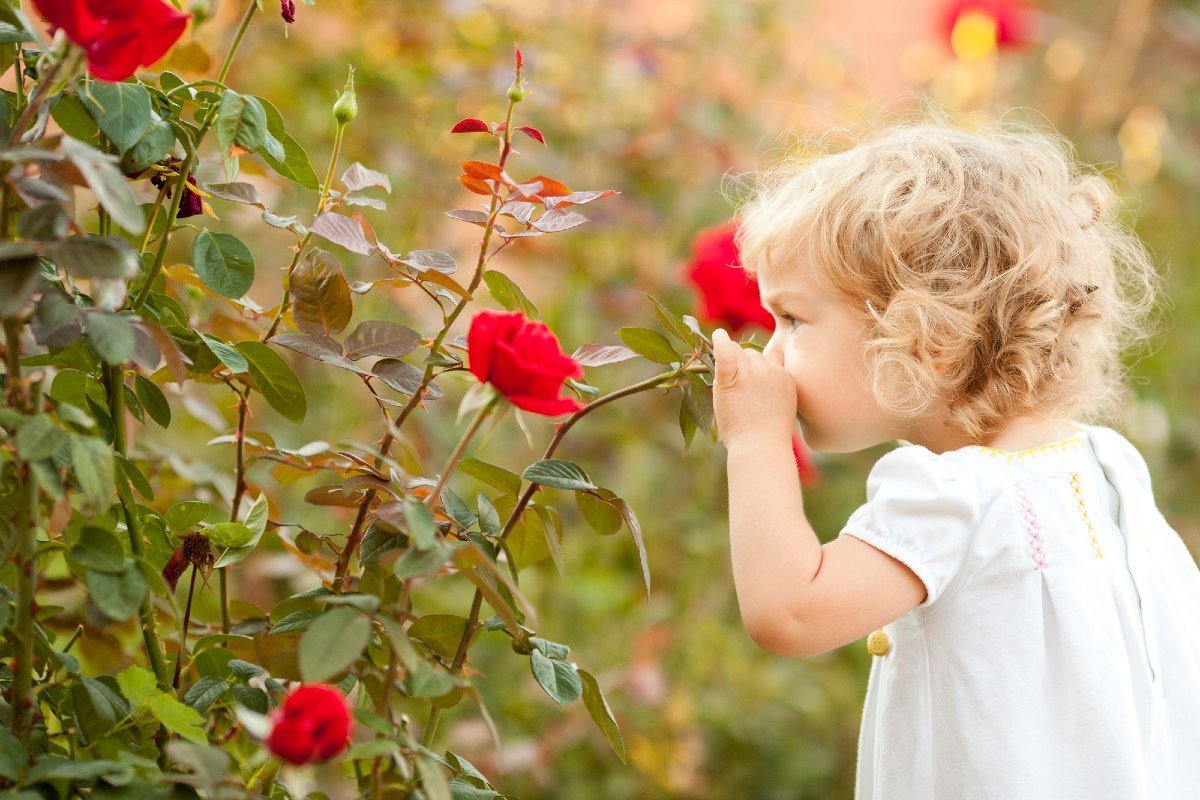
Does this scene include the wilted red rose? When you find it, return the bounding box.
[937,0,1031,51]
[280,0,296,23]
[265,684,351,765]
[684,221,774,335]
[792,434,820,487]
[175,174,203,219]
[31,0,189,82]
[468,310,585,417]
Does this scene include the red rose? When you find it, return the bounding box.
[31,0,189,83]
[468,310,585,417]
[791,434,821,487]
[175,174,204,219]
[937,0,1031,51]
[683,221,774,335]
[265,684,352,765]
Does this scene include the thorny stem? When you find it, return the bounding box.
[420,364,699,748]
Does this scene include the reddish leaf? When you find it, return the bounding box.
[527,175,571,197]
[545,189,619,208]
[516,126,545,145]
[462,161,504,181]
[310,212,375,255]
[570,343,639,367]
[450,118,489,134]
[445,209,490,225]
[341,162,392,193]
[458,175,494,196]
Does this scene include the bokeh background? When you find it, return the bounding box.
[94,0,1199,796]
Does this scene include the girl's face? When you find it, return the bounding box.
[757,266,905,454]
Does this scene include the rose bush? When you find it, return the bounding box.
[0,4,727,798]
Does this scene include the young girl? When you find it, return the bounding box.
[710,121,1200,799]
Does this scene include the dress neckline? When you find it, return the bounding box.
[960,420,1090,466]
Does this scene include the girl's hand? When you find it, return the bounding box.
[711,327,797,449]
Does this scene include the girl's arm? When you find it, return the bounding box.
[727,435,927,657]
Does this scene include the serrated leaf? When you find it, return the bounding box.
[481,270,539,319]
[146,692,207,743]
[407,615,471,660]
[205,521,253,549]
[192,230,255,299]
[88,559,146,621]
[616,326,679,364]
[235,341,307,424]
[529,649,581,705]
[291,248,352,336]
[521,459,596,491]
[68,526,126,574]
[167,500,211,533]
[182,677,230,713]
[299,608,370,683]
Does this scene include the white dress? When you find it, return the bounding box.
[838,421,1200,800]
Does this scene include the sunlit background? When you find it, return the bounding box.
[73,0,1199,796]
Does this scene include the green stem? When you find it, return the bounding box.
[5,323,40,739]
[423,392,499,509]
[261,119,346,342]
[419,366,688,748]
[219,387,250,634]
[171,564,199,690]
[104,363,171,689]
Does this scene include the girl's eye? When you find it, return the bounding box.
[781,314,802,331]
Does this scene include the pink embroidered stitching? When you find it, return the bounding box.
[1014,484,1047,570]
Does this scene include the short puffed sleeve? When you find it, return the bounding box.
[836,445,979,610]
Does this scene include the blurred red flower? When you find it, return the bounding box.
[31,0,189,82]
[792,434,820,487]
[266,684,351,765]
[468,310,585,417]
[683,222,774,335]
[937,0,1032,51]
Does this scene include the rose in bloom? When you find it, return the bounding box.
[265,684,352,765]
[32,0,189,82]
[937,0,1031,55]
[468,310,585,417]
[683,221,774,335]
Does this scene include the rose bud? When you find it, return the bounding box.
[280,0,296,23]
[265,684,352,765]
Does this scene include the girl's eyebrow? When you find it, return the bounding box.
[761,289,808,310]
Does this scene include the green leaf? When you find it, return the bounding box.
[457,458,521,495]
[408,615,471,660]
[116,455,155,501]
[61,136,144,234]
[529,649,582,705]
[291,248,352,336]
[614,498,651,601]
[68,526,126,574]
[182,677,229,713]
[645,293,695,344]
[133,373,171,427]
[268,610,320,636]
[403,496,437,550]
[17,203,69,241]
[205,521,253,549]
[88,560,146,621]
[214,493,267,568]
[48,236,140,279]
[215,90,267,158]
[15,414,66,461]
[299,607,370,683]
[256,96,319,190]
[70,677,124,746]
[50,93,101,141]
[166,500,211,533]
[393,539,462,581]
[146,692,207,743]
[192,230,255,299]
[83,311,135,365]
[79,82,153,153]
[69,434,115,510]
[199,332,249,373]
[580,669,626,763]
[482,270,540,320]
[521,459,597,491]
[576,489,623,536]
[117,665,159,707]
[235,341,306,424]
[404,659,455,699]
[228,659,266,681]
[121,115,175,173]
[616,326,679,364]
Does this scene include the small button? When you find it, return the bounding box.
[867,629,890,657]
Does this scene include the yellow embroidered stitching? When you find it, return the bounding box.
[971,436,1084,466]
[1069,472,1104,558]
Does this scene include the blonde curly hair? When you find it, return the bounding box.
[734,119,1164,441]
